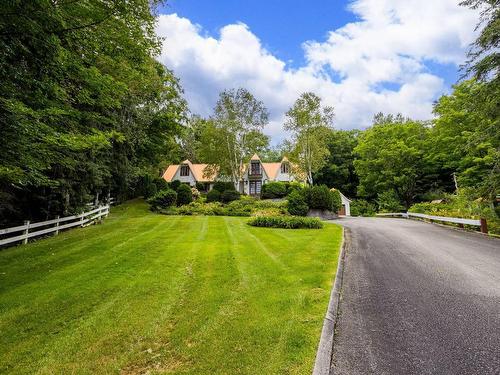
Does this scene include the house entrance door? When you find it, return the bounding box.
[249,181,262,195]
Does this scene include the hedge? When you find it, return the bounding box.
[247,215,323,229]
[261,182,287,199]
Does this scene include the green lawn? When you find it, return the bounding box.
[0,200,342,374]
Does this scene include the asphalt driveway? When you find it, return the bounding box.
[331,217,500,375]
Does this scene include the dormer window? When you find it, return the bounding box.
[281,163,289,174]
[180,165,190,176]
[250,161,261,175]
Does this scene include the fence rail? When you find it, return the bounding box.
[0,205,110,247]
[377,212,488,233]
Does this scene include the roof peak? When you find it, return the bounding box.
[250,153,261,161]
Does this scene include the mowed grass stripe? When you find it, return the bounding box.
[37,216,211,374]
[0,215,189,372]
[0,204,177,292]
[0,201,342,375]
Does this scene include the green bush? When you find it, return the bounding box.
[154,178,170,192]
[221,189,240,203]
[350,199,376,217]
[148,189,177,210]
[287,190,309,216]
[195,182,205,191]
[376,190,404,212]
[261,182,287,199]
[330,189,342,213]
[247,215,323,229]
[174,201,225,216]
[170,180,181,192]
[206,189,221,203]
[308,185,333,210]
[212,181,234,192]
[143,182,157,199]
[224,200,253,216]
[176,184,193,206]
[286,182,303,195]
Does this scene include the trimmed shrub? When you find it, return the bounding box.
[247,215,323,229]
[195,182,205,191]
[261,182,287,199]
[221,189,241,203]
[308,185,333,210]
[148,189,177,210]
[170,180,181,192]
[143,182,157,199]
[206,189,221,203]
[350,199,376,217]
[286,182,303,195]
[330,189,342,213]
[154,178,170,192]
[177,184,193,206]
[213,181,234,192]
[287,190,309,216]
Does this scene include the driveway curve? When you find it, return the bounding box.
[331,217,500,375]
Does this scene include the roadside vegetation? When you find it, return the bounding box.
[0,200,342,374]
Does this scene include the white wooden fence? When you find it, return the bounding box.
[0,205,110,247]
[377,212,488,233]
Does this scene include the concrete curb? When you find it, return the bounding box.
[312,227,350,375]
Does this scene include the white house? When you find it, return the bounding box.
[162,154,302,195]
[239,154,302,195]
[162,155,352,216]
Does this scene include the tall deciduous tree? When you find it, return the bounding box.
[0,0,187,225]
[460,0,499,83]
[203,88,269,190]
[313,129,359,197]
[430,79,499,200]
[284,92,334,185]
[354,116,429,208]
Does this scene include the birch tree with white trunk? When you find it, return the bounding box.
[205,88,269,190]
[284,92,334,185]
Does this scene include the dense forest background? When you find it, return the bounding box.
[0,0,498,227]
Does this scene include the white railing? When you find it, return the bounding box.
[377,212,488,233]
[0,205,110,247]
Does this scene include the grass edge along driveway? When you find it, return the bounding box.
[0,200,342,374]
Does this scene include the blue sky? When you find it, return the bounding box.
[156,0,479,142]
[161,1,355,68]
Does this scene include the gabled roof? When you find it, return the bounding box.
[162,165,178,182]
[162,160,217,182]
[261,163,281,180]
[250,153,260,161]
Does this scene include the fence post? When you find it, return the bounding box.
[80,214,84,227]
[480,218,488,234]
[55,215,60,235]
[23,220,30,244]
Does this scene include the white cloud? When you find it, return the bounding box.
[156,1,479,142]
